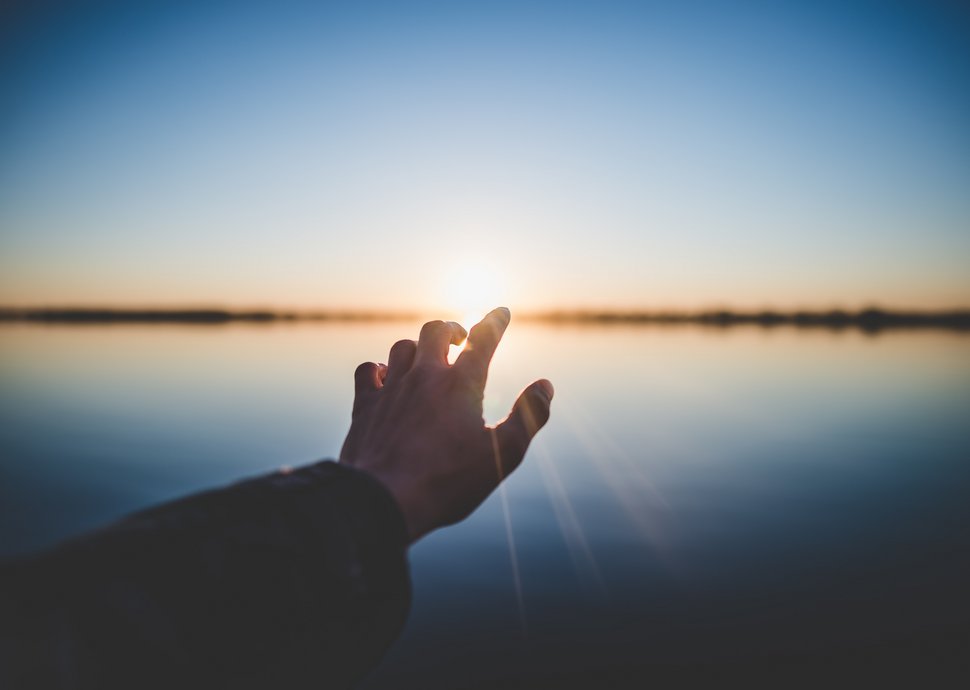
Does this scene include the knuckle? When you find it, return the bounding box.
[454,369,483,392]
[410,360,439,378]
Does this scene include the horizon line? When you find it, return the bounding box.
[2,305,969,332]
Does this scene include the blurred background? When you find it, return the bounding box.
[1,0,969,685]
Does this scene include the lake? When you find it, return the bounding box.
[1,322,968,684]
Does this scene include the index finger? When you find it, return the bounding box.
[454,307,511,387]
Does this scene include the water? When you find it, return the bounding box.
[1,322,968,683]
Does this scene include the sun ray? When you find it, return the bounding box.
[490,429,527,635]
[533,438,607,597]
[555,398,676,570]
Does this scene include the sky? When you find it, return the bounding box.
[1,0,968,313]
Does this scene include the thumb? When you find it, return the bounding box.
[493,379,554,478]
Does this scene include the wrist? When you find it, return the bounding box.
[356,465,429,544]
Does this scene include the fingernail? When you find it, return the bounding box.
[495,307,511,321]
[537,379,555,400]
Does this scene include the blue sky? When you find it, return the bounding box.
[1,0,968,311]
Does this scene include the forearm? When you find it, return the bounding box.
[0,461,410,689]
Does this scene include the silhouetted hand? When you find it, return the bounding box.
[340,307,554,543]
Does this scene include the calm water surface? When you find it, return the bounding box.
[1,323,968,684]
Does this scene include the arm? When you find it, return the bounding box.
[1,462,411,689]
[1,308,553,688]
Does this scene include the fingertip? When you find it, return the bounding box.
[447,320,468,345]
[529,387,552,425]
[418,319,468,363]
[385,338,418,384]
[494,306,511,323]
[354,361,378,379]
[389,338,417,357]
[419,319,446,340]
[354,361,382,393]
[536,378,554,401]
[518,380,552,431]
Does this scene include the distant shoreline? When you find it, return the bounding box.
[529,308,970,331]
[0,308,420,324]
[1,307,968,331]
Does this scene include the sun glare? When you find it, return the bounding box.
[443,262,506,327]
[441,261,507,362]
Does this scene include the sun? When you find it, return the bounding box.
[441,261,507,332]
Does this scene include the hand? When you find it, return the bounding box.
[340,307,554,543]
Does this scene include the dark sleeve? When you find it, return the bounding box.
[0,461,411,689]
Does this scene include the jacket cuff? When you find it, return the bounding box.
[257,460,410,600]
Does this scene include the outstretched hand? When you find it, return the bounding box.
[340,307,554,543]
